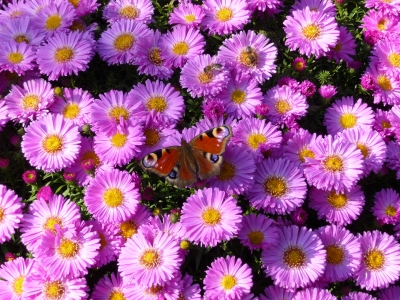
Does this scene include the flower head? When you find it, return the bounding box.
[103,0,154,24]
[0,184,23,243]
[372,188,400,225]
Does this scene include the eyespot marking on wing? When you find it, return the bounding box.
[213,126,231,140]
[168,167,178,179]
[210,154,219,163]
[142,153,158,168]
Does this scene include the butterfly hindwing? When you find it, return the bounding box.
[189,126,232,155]
[140,147,181,177]
[192,150,224,180]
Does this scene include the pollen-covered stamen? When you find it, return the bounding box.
[172,42,189,55]
[248,230,264,245]
[275,99,291,114]
[114,34,135,52]
[327,191,348,209]
[302,23,321,40]
[144,128,161,147]
[263,176,288,198]
[44,217,63,233]
[339,113,357,129]
[388,53,400,68]
[103,188,124,208]
[231,89,246,104]
[43,135,63,154]
[217,161,236,181]
[44,280,66,299]
[55,47,74,63]
[22,94,40,110]
[216,7,233,22]
[12,276,25,295]
[45,14,62,31]
[323,155,344,172]
[298,147,315,163]
[82,151,101,167]
[14,35,29,43]
[221,275,237,290]
[184,14,196,23]
[109,106,129,122]
[326,244,345,265]
[197,71,213,84]
[119,220,138,240]
[140,249,161,268]
[356,143,370,159]
[7,52,23,64]
[377,18,387,31]
[364,249,385,271]
[111,132,128,148]
[63,103,80,119]
[283,246,306,268]
[57,238,79,259]
[385,205,397,217]
[202,207,221,226]
[119,5,140,19]
[146,96,167,112]
[377,75,393,91]
[247,133,266,150]
[148,47,163,66]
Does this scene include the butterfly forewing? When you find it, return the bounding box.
[140,148,181,177]
[189,126,232,155]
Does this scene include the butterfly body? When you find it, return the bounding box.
[140,126,233,188]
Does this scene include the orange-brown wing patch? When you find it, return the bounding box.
[140,147,181,177]
[190,126,232,155]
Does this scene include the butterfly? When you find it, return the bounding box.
[139,126,233,188]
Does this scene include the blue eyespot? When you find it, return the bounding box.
[210,154,219,163]
[168,169,178,179]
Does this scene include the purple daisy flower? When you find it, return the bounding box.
[338,127,387,176]
[217,30,278,83]
[371,37,400,75]
[218,72,263,119]
[260,285,296,300]
[309,184,365,225]
[169,2,205,28]
[22,170,37,184]
[365,0,400,16]
[361,10,400,43]
[291,0,336,16]
[118,231,182,286]
[374,108,395,138]
[21,113,81,172]
[264,85,308,126]
[380,286,400,300]
[49,87,94,130]
[5,78,54,125]
[367,63,400,105]
[180,54,229,98]
[91,89,146,135]
[319,84,337,100]
[246,158,307,214]
[327,26,356,63]
[343,292,377,300]
[128,79,185,123]
[0,0,29,23]
[160,26,205,68]
[237,214,278,252]
[20,194,81,253]
[201,0,251,35]
[299,79,317,97]
[293,57,306,72]
[92,272,128,300]
[181,187,242,247]
[316,225,362,282]
[103,0,154,25]
[0,257,35,300]
[36,30,95,80]
[204,256,253,300]
[372,188,400,225]
[293,288,336,300]
[0,184,23,243]
[84,169,141,224]
[354,230,400,290]
[0,41,36,75]
[262,225,326,290]
[202,98,225,119]
[97,19,151,65]
[134,29,173,80]
[283,7,339,58]
[70,0,99,17]
[324,96,375,135]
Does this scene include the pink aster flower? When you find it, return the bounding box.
[327,26,356,63]
[36,30,95,81]
[237,214,278,251]
[354,230,400,290]
[201,0,251,35]
[5,78,54,125]
[97,19,151,65]
[169,2,205,28]
[316,225,362,283]
[291,0,336,16]
[103,0,154,25]
[49,87,94,130]
[380,285,400,300]
[365,0,400,16]
[361,10,400,42]
[246,158,307,214]
[181,187,242,247]
[0,184,23,243]
[160,26,205,68]
[180,54,229,98]
[118,231,182,286]
[134,29,173,80]
[319,84,337,100]
[0,41,36,75]
[299,79,316,97]
[204,256,253,300]
[218,72,263,119]
[374,108,395,139]
[22,170,36,184]
[92,272,128,300]
[20,194,81,253]
[264,85,308,126]
[0,257,35,300]
[372,188,400,225]
[91,89,146,135]
[84,169,141,224]
[217,30,278,83]
[128,79,185,123]
[21,113,81,172]
[36,185,53,202]
[371,38,400,75]
[283,7,339,58]
[366,63,400,105]
[0,0,29,23]
[293,57,306,71]
[324,96,374,136]
[202,98,225,119]
[260,285,296,300]
[262,225,326,290]
[293,288,336,300]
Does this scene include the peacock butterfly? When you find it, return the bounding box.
[139,126,233,188]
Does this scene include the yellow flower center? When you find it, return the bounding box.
[22,94,40,110]
[184,14,196,23]
[381,121,392,128]
[216,161,236,181]
[364,249,385,270]
[109,106,129,122]
[44,281,66,299]
[339,113,357,129]
[326,245,345,265]
[239,48,258,67]
[103,188,124,208]
[385,205,397,217]
[275,99,291,114]
[327,191,348,209]
[114,34,135,52]
[323,155,344,172]
[144,128,160,147]
[147,285,163,295]
[216,7,233,22]
[63,103,80,119]
[7,52,23,64]
[140,249,161,268]
[334,43,342,51]
[44,217,62,233]
[69,0,80,8]
[69,19,85,32]
[221,275,236,290]
[283,246,306,268]
[12,276,25,295]
[377,18,387,31]
[42,135,63,154]
[172,42,189,56]
[99,233,107,250]
[109,290,126,300]
[119,5,139,19]
[15,35,29,43]
[146,96,167,112]
[197,72,213,84]
[357,143,370,158]
[45,15,62,31]
[302,24,321,40]
[248,230,264,245]
[55,47,74,63]
[148,47,163,66]
[231,89,246,104]
[82,151,101,167]
[247,133,266,150]
[111,132,127,148]
[263,176,288,198]
[377,75,393,91]
[57,238,79,258]
[202,207,221,226]
[298,147,315,163]
[294,61,304,70]
[0,208,4,222]
[119,220,138,240]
